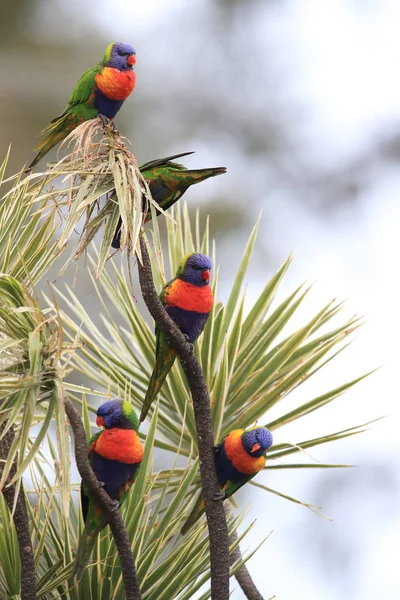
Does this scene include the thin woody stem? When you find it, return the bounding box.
[0,425,36,600]
[226,506,265,600]
[63,392,142,600]
[137,235,230,600]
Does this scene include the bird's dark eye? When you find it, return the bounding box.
[107,409,113,415]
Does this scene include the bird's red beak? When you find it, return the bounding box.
[127,55,136,66]
[201,269,210,281]
[96,416,105,428]
[251,442,261,453]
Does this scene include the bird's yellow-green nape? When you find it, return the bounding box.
[122,400,140,432]
[103,42,116,64]
[176,253,196,277]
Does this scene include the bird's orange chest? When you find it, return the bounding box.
[93,429,143,464]
[224,430,266,475]
[165,279,214,313]
[95,67,136,101]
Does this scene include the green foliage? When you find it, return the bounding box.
[0,273,73,515]
[0,141,373,599]
[55,203,368,467]
[6,407,256,600]
[0,149,61,287]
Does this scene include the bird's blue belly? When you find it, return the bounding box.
[216,444,245,486]
[90,451,139,500]
[166,306,209,344]
[94,89,124,119]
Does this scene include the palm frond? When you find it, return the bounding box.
[0,143,375,598]
[46,203,372,523]
[0,408,255,600]
[0,275,72,513]
[0,151,61,287]
[25,120,165,277]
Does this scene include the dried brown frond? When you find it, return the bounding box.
[26,118,164,278]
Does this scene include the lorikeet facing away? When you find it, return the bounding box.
[180,427,273,535]
[111,152,227,249]
[140,253,214,423]
[29,41,136,168]
[71,398,143,580]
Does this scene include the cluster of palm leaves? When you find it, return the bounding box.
[0,130,372,599]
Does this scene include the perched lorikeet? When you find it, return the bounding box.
[111,152,227,249]
[140,253,214,423]
[29,41,136,168]
[71,398,143,580]
[180,427,273,534]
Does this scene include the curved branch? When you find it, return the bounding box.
[137,235,230,600]
[0,426,36,600]
[63,392,142,600]
[226,506,264,600]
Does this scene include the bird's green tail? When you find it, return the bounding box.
[140,347,176,422]
[29,136,63,168]
[29,105,97,168]
[184,166,227,184]
[180,493,205,535]
[71,520,104,581]
[29,114,71,168]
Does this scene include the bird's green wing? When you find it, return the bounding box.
[159,278,175,305]
[80,430,103,521]
[214,441,257,500]
[29,63,102,168]
[140,152,195,173]
[46,64,100,128]
[72,429,106,581]
[73,493,106,581]
[140,333,176,422]
[154,275,179,355]
[223,474,255,500]
[66,64,102,109]
[155,277,175,338]
[182,443,255,535]
[47,65,100,125]
[87,430,102,459]
[140,279,177,422]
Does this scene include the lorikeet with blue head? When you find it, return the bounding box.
[71,398,143,580]
[111,152,226,249]
[140,253,213,423]
[29,41,136,168]
[181,427,273,534]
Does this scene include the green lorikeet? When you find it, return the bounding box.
[29,41,136,168]
[111,152,226,249]
[181,427,273,534]
[71,398,143,581]
[140,253,214,423]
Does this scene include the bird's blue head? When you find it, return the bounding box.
[96,398,139,431]
[104,42,136,71]
[177,253,212,287]
[241,427,273,458]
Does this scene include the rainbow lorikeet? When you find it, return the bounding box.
[29,41,136,168]
[71,398,143,581]
[181,427,273,534]
[111,152,226,249]
[140,253,214,423]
